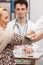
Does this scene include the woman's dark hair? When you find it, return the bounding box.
[14,0,28,9]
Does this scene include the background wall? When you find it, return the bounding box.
[30,0,43,23]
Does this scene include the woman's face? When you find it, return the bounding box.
[0,10,9,25]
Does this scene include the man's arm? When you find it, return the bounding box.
[30,32,43,42]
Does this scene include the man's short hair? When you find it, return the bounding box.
[14,0,28,9]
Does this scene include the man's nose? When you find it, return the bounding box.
[19,9,22,13]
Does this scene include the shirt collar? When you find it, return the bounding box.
[15,18,28,26]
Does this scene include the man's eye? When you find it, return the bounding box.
[16,8,25,11]
[17,9,20,11]
[22,8,25,10]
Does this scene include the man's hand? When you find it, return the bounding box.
[31,32,43,42]
[24,48,34,54]
[24,30,35,36]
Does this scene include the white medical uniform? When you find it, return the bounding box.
[7,19,39,52]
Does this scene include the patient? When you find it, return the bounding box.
[0,6,15,65]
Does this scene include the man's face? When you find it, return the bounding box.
[15,4,28,19]
[0,10,9,25]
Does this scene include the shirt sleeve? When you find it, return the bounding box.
[32,16,43,33]
[0,27,14,52]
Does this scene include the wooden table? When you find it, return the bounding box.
[15,52,43,65]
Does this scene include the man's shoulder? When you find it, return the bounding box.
[27,19,34,24]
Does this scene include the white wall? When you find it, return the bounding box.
[30,0,43,22]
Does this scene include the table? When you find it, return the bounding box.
[15,52,43,65]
